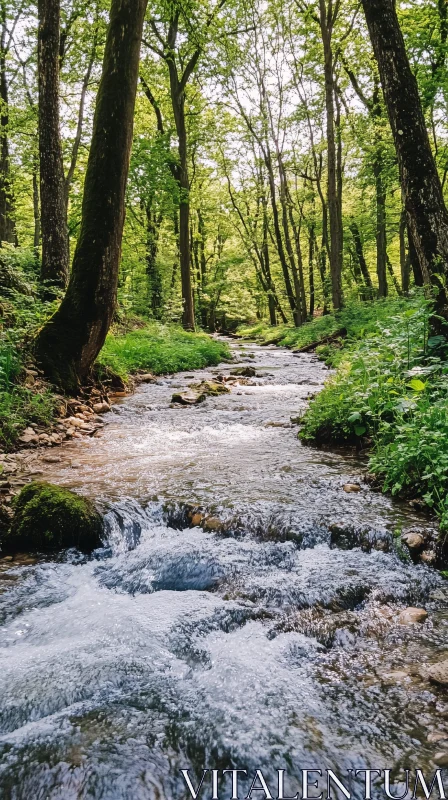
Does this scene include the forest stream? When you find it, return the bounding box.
[1,340,448,799]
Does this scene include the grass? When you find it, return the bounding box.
[242,294,448,531]
[96,323,230,380]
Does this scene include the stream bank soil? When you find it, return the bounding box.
[0,340,448,798]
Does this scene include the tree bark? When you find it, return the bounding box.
[399,206,410,294]
[308,222,315,317]
[361,0,448,313]
[34,0,148,391]
[165,17,195,330]
[38,0,69,287]
[145,202,163,317]
[374,162,388,297]
[349,222,373,294]
[0,10,15,246]
[319,0,343,310]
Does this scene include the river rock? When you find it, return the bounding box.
[191,513,203,527]
[434,753,448,767]
[402,530,425,552]
[425,659,448,687]
[420,549,436,565]
[4,481,103,553]
[398,607,428,625]
[231,366,257,378]
[204,516,224,532]
[92,402,111,414]
[194,381,230,396]
[172,390,206,406]
[138,373,156,383]
[343,483,361,493]
[428,731,448,743]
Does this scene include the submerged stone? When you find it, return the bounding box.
[231,366,257,377]
[4,481,103,553]
[398,607,428,625]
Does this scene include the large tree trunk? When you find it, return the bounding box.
[319,0,343,310]
[38,0,69,287]
[361,0,448,313]
[0,17,15,246]
[34,0,148,391]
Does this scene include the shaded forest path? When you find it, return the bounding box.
[0,340,447,797]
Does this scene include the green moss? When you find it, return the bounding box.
[5,482,103,553]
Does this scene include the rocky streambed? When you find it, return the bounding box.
[0,340,448,799]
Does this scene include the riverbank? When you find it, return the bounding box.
[239,294,448,533]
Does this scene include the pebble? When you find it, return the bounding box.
[343,484,361,493]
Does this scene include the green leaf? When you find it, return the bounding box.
[407,378,426,392]
[354,425,366,436]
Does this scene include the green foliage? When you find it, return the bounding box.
[0,250,59,452]
[6,482,103,553]
[96,322,231,379]
[293,292,448,529]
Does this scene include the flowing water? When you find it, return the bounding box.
[1,341,448,799]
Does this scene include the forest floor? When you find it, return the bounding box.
[239,293,448,533]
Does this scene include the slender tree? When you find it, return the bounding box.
[35,0,148,390]
[361,0,448,313]
[0,2,21,245]
[38,0,69,287]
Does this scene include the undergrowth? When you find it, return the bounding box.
[97,324,230,379]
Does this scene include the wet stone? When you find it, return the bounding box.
[426,659,448,687]
[398,607,428,625]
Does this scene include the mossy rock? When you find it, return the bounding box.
[5,482,103,553]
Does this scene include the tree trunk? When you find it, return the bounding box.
[349,222,374,293]
[408,224,424,287]
[399,207,410,294]
[308,222,315,317]
[319,0,343,310]
[38,0,69,288]
[374,161,388,297]
[361,0,448,314]
[145,203,162,317]
[168,70,195,330]
[32,152,41,260]
[34,0,148,391]
[0,22,15,245]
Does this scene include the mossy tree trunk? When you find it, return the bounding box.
[362,0,448,314]
[38,0,69,287]
[35,0,148,391]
